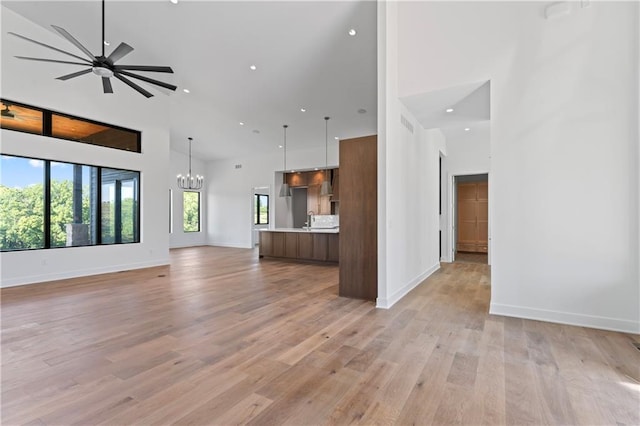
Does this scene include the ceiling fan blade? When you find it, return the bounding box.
[113,73,153,98]
[107,42,134,64]
[15,56,90,66]
[56,68,93,81]
[51,25,96,61]
[8,32,93,64]
[114,65,173,73]
[117,70,177,91]
[102,77,113,94]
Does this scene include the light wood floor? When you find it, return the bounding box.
[455,252,488,264]
[2,246,639,425]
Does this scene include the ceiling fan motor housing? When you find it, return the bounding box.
[92,57,114,77]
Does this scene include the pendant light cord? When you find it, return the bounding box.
[101,0,105,57]
[188,137,193,176]
[283,125,288,171]
[324,117,330,179]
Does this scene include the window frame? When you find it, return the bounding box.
[254,193,269,225]
[0,153,141,252]
[182,191,201,233]
[1,98,141,153]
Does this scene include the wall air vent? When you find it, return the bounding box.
[400,114,414,134]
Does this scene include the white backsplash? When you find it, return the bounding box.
[310,215,339,229]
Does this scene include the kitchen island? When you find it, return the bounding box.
[259,228,339,263]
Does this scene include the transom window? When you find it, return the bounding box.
[1,99,141,153]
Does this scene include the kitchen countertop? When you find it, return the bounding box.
[259,228,339,234]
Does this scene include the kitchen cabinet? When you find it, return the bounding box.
[259,230,339,263]
[312,234,328,261]
[297,233,314,259]
[286,172,308,187]
[327,233,339,262]
[272,232,285,257]
[285,233,298,258]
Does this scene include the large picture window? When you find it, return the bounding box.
[254,194,269,225]
[50,162,96,248]
[0,154,140,252]
[0,156,45,250]
[183,191,200,233]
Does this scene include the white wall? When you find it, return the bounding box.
[206,145,338,249]
[393,1,639,333]
[1,7,171,287]
[440,122,491,262]
[377,1,444,309]
[169,149,207,248]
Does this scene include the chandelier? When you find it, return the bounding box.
[177,137,203,190]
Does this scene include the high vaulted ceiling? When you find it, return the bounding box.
[2,1,377,161]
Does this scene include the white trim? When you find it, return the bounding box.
[490,303,640,334]
[0,259,170,288]
[169,243,208,249]
[376,263,440,309]
[447,170,490,264]
[208,242,253,249]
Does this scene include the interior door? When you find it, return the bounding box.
[456,182,488,253]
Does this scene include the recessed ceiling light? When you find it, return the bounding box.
[239,122,244,126]
[300,108,306,112]
[170,0,178,4]
[314,168,319,171]
[103,40,110,46]
[348,29,357,36]
[446,108,454,113]
[249,65,257,71]
[183,88,190,93]
[464,128,470,131]
[291,170,296,173]
[278,145,283,148]
[334,136,339,140]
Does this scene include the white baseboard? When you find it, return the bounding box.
[377,263,440,309]
[0,259,170,288]
[208,241,253,249]
[169,243,208,249]
[490,303,640,334]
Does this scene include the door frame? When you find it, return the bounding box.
[447,170,491,264]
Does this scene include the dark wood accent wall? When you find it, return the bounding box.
[338,135,377,301]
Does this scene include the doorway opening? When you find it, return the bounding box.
[452,173,489,264]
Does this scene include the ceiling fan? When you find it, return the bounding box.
[1,104,16,119]
[8,0,177,98]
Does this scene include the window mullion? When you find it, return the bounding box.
[44,161,51,249]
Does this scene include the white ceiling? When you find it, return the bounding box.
[400,80,490,138]
[2,0,378,161]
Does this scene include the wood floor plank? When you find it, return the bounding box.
[1,246,638,425]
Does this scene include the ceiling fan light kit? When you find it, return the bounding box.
[9,0,177,98]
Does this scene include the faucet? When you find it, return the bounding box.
[305,211,315,230]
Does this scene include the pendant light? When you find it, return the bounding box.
[279,124,292,197]
[320,116,333,196]
[177,137,203,190]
